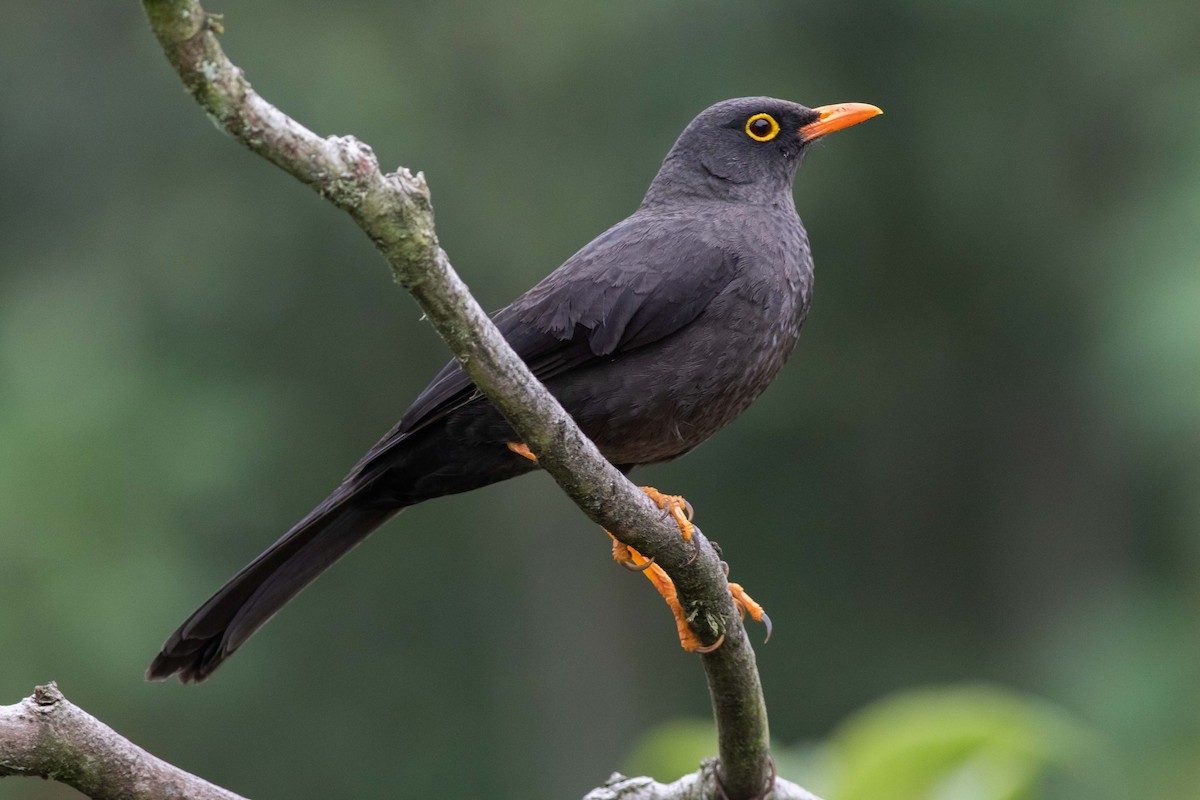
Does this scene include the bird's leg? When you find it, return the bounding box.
[608,533,719,652]
[610,486,718,650]
[506,452,733,650]
[506,441,537,461]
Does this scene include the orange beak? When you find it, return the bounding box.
[799,102,883,140]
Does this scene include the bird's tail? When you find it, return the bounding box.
[146,490,399,683]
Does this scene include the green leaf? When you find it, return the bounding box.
[828,685,1101,800]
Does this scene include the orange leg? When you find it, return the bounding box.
[610,534,711,652]
[502,455,761,650]
[609,536,771,652]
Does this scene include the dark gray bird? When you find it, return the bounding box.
[148,96,881,683]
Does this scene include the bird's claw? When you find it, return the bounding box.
[610,535,656,572]
[619,554,656,572]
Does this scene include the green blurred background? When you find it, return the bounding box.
[2,2,1198,798]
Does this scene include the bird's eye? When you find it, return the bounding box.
[745,113,780,142]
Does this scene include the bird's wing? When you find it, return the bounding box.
[351,215,738,476]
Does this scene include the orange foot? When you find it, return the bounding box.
[729,580,772,643]
[639,486,694,542]
[506,441,537,461]
[609,536,772,652]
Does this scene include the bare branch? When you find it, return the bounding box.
[0,683,247,800]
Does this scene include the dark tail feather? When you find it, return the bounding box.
[147,494,399,683]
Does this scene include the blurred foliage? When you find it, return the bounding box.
[819,686,1105,800]
[629,686,1113,800]
[2,1,1199,799]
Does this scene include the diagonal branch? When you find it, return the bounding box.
[130,2,793,798]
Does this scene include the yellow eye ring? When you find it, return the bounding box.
[745,113,781,142]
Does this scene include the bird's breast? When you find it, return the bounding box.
[550,221,812,467]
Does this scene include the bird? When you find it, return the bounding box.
[148,96,881,683]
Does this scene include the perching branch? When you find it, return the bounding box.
[0,3,811,798]
[0,683,247,800]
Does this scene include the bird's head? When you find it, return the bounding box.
[645,96,882,204]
